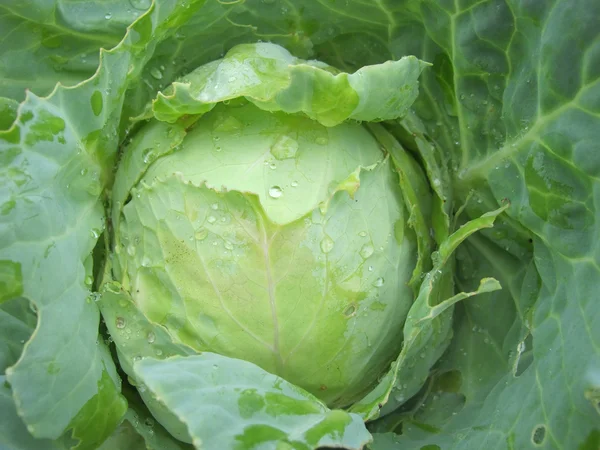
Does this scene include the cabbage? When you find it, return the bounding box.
[1,1,598,449]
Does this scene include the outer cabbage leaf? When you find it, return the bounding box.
[151,42,428,126]
[372,0,600,448]
[0,0,144,102]
[0,0,208,446]
[134,354,372,450]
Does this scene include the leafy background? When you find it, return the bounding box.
[0,0,599,449]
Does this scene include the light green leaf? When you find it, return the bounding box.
[98,286,197,444]
[0,0,208,444]
[368,123,434,292]
[152,43,427,125]
[114,155,415,408]
[134,354,372,450]
[350,204,506,420]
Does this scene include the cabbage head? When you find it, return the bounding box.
[1,2,598,450]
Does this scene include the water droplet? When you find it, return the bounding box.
[270,134,299,160]
[155,348,163,356]
[142,148,156,164]
[291,180,298,187]
[127,244,136,256]
[211,203,219,210]
[115,317,126,329]
[90,228,101,239]
[359,244,374,259]
[207,216,217,224]
[373,277,385,287]
[150,68,163,80]
[268,186,283,198]
[315,136,328,145]
[269,162,277,170]
[104,12,112,19]
[343,304,357,317]
[368,265,373,272]
[320,235,334,254]
[144,417,155,428]
[224,241,234,250]
[195,228,209,240]
[147,331,156,343]
[80,168,88,176]
[358,231,367,237]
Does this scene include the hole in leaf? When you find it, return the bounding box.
[532,425,546,445]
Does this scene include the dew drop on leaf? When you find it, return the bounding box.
[360,244,374,259]
[373,277,385,287]
[268,186,283,198]
[142,148,155,164]
[150,68,163,80]
[115,317,126,329]
[147,331,156,343]
[320,235,334,254]
[270,134,298,160]
[195,228,208,240]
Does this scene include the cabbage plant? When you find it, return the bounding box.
[1,1,599,450]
